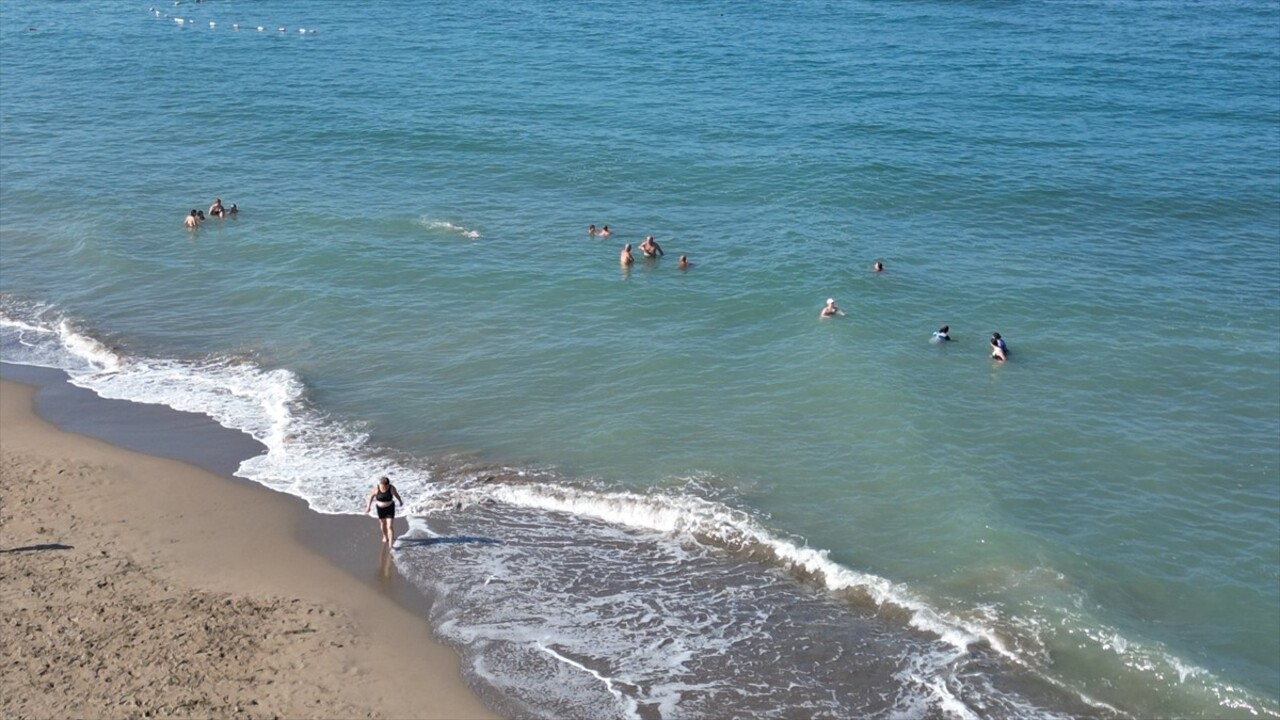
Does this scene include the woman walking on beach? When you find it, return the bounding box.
[364,476,403,546]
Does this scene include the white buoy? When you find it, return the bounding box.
[232,23,239,30]
[208,21,216,28]
[173,17,183,24]
[277,26,286,32]
[257,25,264,32]
[298,27,306,34]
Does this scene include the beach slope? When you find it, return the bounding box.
[0,379,496,719]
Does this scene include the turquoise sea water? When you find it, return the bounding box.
[2,1,1278,717]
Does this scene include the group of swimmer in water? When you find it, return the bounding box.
[595,226,1009,361]
[822,261,1010,362]
[360,242,1004,547]
[183,197,237,229]
[591,225,692,270]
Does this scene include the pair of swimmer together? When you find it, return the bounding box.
[620,235,663,262]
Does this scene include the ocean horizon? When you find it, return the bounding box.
[2,1,1277,717]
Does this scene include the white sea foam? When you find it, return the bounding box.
[538,644,641,720]
[428,480,1007,664]
[1,306,429,515]
[417,217,482,239]
[1,302,117,374]
[421,480,1267,720]
[56,319,122,373]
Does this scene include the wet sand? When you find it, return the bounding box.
[0,377,497,719]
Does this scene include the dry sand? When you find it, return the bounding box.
[0,379,497,720]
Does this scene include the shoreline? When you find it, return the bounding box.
[0,370,497,719]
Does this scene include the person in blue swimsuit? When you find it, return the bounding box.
[364,476,404,546]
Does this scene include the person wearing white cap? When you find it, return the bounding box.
[820,298,845,318]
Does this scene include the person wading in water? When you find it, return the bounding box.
[364,476,404,546]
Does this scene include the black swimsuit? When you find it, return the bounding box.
[375,487,395,519]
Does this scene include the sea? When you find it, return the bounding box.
[1,1,1277,718]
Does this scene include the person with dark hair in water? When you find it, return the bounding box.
[990,332,1009,362]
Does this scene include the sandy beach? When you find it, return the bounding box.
[0,378,497,720]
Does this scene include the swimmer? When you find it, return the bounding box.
[820,298,845,318]
[640,235,664,258]
[196,210,206,223]
[588,224,597,236]
[620,243,634,266]
[599,225,612,237]
[990,332,1008,362]
[208,198,224,218]
[183,209,199,229]
[677,254,690,270]
[227,203,238,216]
[932,325,951,342]
[873,261,884,272]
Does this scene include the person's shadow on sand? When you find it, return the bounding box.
[0,543,74,554]
[394,535,501,548]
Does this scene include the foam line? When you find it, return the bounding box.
[430,481,1004,661]
[537,644,640,720]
